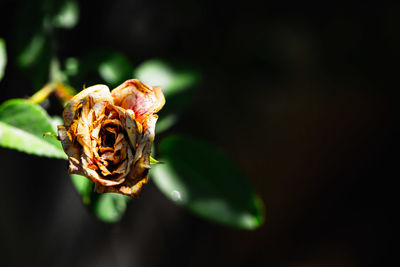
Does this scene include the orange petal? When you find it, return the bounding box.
[58,125,83,175]
[63,85,112,127]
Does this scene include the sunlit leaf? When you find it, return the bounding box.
[0,99,66,159]
[93,193,130,223]
[134,60,174,92]
[51,115,64,132]
[156,114,178,134]
[98,53,134,87]
[53,0,79,29]
[70,174,93,205]
[134,59,199,98]
[151,135,265,230]
[134,59,200,133]
[70,174,130,223]
[0,38,6,81]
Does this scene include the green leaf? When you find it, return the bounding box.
[134,60,174,95]
[134,59,199,99]
[151,135,265,230]
[134,59,200,133]
[15,0,78,88]
[156,113,178,134]
[50,115,64,133]
[18,32,47,68]
[53,0,79,29]
[17,31,51,89]
[70,174,130,223]
[93,193,130,223]
[49,57,68,83]
[0,99,67,159]
[98,53,134,87]
[70,174,93,205]
[64,57,79,77]
[0,38,6,81]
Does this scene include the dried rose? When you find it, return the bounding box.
[58,79,165,197]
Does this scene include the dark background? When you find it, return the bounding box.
[0,1,395,266]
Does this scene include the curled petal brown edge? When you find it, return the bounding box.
[62,84,113,127]
[111,79,165,124]
[58,80,165,198]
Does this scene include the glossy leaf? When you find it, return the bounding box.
[51,116,64,132]
[134,60,174,94]
[155,114,178,134]
[151,135,265,230]
[0,38,6,81]
[98,53,134,87]
[134,59,200,133]
[70,174,130,223]
[0,99,66,159]
[93,193,130,223]
[70,174,93,205]
[134,59,199,99]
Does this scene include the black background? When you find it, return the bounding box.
[0,1,395,266]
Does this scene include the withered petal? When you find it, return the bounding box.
[132,114,157,165]
[111,79,165,124]
[125,114,157,193]
[63,85,112,127]
[58,125,83,175]
[99,147,114,154]
[92,101,107,119]
[124,110,140,150]
[59,80,164,198]
[100,151,114,162]
[95,176,148,198]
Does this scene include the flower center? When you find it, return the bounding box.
[102,126,117,147]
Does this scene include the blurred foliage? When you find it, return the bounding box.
[17,32,47,69]
[63,48,130,89]
[15,0,80,88]
[0,38,6,81]
[52,0,79,29]
[98,53,134,87]
[0,99,66,159]
[135,59,199,99]
[134,59,200,134]
[70,174,93,205]
[93,193,131,223]
[0,0,264,229]
[71,174,130,223]
[152,135,264,229]
[64,57,79,77]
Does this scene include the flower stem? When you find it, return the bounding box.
[28,83,56,104]
[28,82,75,105]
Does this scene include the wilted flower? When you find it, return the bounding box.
[58,79,165,197]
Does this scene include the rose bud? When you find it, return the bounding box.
[58,79,165,197]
